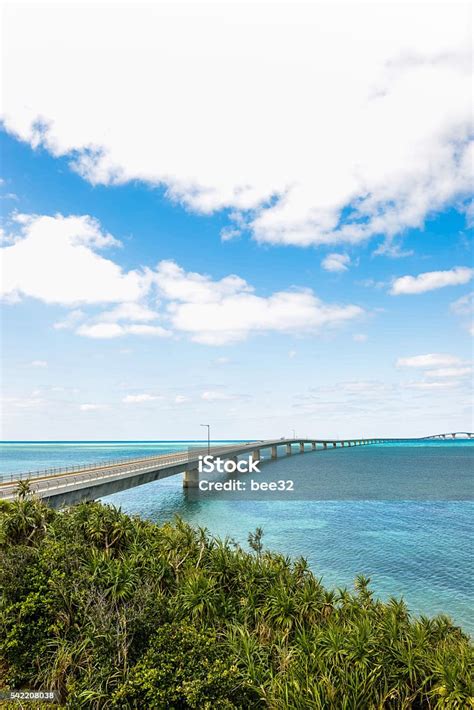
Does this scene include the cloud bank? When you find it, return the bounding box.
[0,213,363,345]
[1,1,471,248]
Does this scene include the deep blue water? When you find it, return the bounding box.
[1,440,473,633]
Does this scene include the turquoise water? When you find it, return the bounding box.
[1,440,473,633]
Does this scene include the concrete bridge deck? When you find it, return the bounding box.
[1,433,471,509]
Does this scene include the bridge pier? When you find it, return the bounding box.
[183,468,199,488]
[271,446,278,459]
[332,442,336,448]
[299,442,305,453]
[323,442,327,449]
[252,449,260,463]
[286,443,292,455]
[311,442,316,450]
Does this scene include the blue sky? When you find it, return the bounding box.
[1,1,472,439]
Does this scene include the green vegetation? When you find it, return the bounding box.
[1,494,473,709]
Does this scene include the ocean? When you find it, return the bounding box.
[1,440,473,634]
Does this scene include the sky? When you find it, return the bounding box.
[0,0,472,440]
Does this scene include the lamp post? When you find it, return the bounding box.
[292,429,296,439]
[200,424,210,455]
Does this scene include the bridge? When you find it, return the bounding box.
[0,434,471,509]
[0,437,391,508]
[421,432,473,439]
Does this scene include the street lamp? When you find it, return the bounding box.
[200,424,211,455]
[292,429,296,439]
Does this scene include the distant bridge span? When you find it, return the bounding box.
[421,432,473,439]
[0,434,471,509]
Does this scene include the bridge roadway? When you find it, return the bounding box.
[0,437,393,508]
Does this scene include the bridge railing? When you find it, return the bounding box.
[0,455,191,494]
[0,442,254,485]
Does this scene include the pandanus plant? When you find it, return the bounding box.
[1,497,472,709]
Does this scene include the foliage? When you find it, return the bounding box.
[0,497,472,709]
[111,623,256,708]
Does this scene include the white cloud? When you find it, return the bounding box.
[154,259,251,304]
[122,394,161,403]
[201,391,232,402]
[1,213,362,345]
[404,380,460,390]
[390,267,473,295]
[53,309,85,330]
[450,291,474,335]
[397,354,471,390]
[175,395,190,404]
[30,360,47,368]
[451,291,473,316]
[76,323,124,339]
[96,303,159,323]
[2,395,43,409]
[1,2,471,248]
[0,214,148,305]
[396,353,461,368]
[155,260,363,345]
[321,253,350,273]
[288,349,297,359]
[76,323,170,339]
[214,356,231,366]
[337,380,389,396]
[353,334,367,343]
[79,403,105,411]
[426,366,472,378]
[358,278,386,290]
[220,226,242,242]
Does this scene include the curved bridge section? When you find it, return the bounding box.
[0,434,470,509]
[0,438,386,508]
